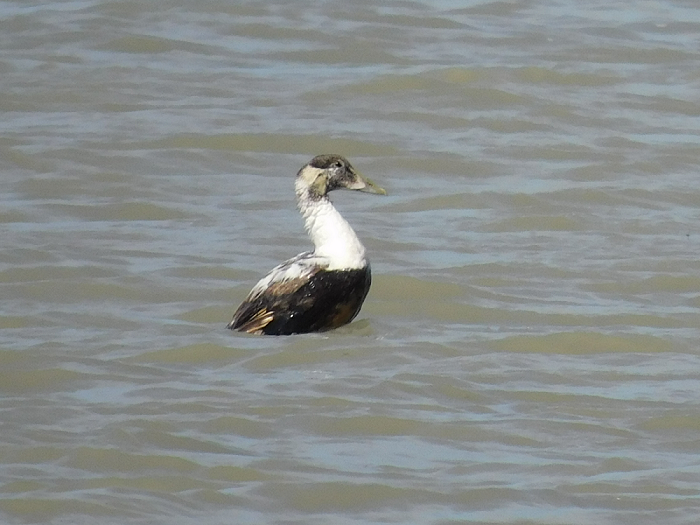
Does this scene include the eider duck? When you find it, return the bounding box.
[227,154,386,335]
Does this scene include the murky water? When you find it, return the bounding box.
[2,1,699,524]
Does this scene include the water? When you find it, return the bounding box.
[2,1,699,523]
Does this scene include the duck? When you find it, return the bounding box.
[227,154,386,335]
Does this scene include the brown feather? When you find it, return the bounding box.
[228,267,370,335]
[233,308,275,335]
[262,270,320,297]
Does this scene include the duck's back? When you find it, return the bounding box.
[229,264,371,335]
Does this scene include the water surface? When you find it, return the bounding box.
[1,1,699,524]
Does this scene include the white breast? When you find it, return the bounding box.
[298,196,367,271]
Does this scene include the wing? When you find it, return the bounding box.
[245,252,322,300]
[229,266,372,336]
[227,252,326,334]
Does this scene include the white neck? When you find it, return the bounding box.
[296,189,367,270]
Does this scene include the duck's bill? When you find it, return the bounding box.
[349,170,387,195]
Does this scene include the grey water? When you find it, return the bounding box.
[1,1,699,524]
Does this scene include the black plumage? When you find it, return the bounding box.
[228,267,371,335]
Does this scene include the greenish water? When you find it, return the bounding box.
[1,1,699,524]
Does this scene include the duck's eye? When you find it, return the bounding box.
[333,160,344,168]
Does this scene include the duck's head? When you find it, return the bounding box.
[296,154,387,200]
